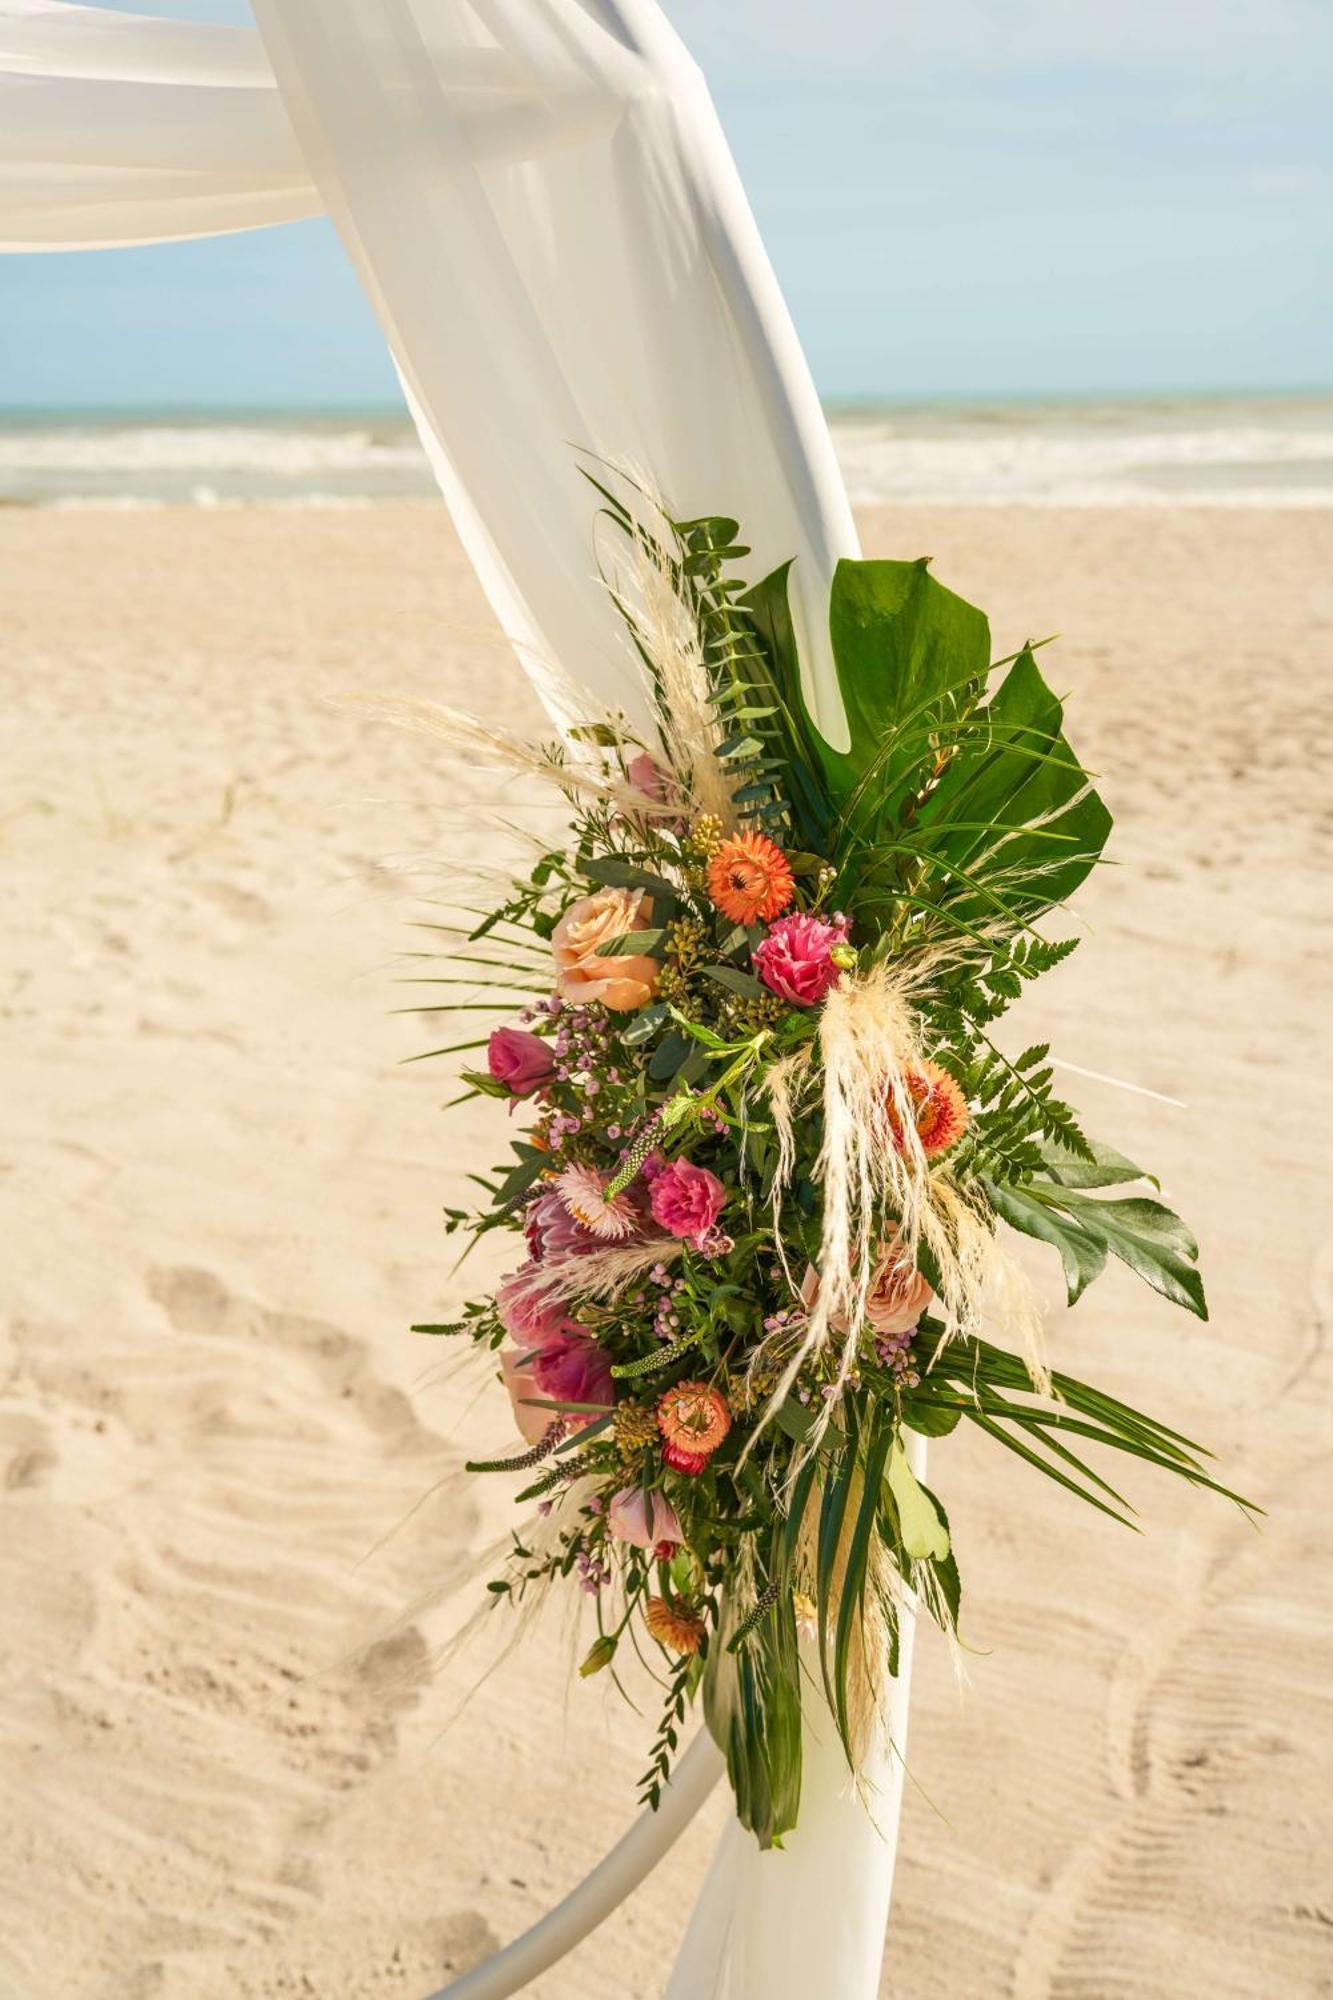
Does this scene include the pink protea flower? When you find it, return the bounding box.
[487,1026,555,1099]
[531,1329,615,1428]
[607,1486,682,1550]
[556,1164,642,1242]
[649,1159,727,1248]
[752,911,850,1008]
[495,1267,578,1347]
[524,1185,602,1261]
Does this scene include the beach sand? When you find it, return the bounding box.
[2,502,1330,1999]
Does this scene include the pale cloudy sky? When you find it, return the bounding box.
[2,0,1329,407]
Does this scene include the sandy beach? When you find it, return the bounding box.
[2,501,1330,1999]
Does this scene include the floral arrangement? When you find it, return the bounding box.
[409,488,1246,1847]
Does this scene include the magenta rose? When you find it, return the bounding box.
[487,1026,555,1099]
[752,912,850,1008]
[532,1329,615,1427]
[496,1267,579,1347]
[649,1158,727,1247]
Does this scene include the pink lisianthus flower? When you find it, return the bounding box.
[607,1486,682,1551]
[752,911,850,1008]
[495,1267,579,1347]
[649,1159,727,1248]
[626,751,670,803]
[531,1329,615,1429]
[487,1026,555,1099]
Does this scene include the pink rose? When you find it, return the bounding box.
[531,1329,615,1428]
[649,1159,727,1247]
[608,1487,683,1550]
[499,1348,551,1445]
[752,912,849,1008]
[552,888,660,1013]
[487,1026,555,1099]
[496,1267,579,1347]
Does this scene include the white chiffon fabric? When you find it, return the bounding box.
[0,5,917,1992]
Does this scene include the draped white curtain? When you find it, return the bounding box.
[0,5,917,1993]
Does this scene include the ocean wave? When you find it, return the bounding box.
[1,405,1331,507]
[831,419,1333,505]
[0,423,423,476]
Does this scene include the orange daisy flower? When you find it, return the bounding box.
[880,1064,964,1160]
[890,1060,969,1159]
[657,1381,731,1467]
[706,832,795,925]
[645,1594,706,1656]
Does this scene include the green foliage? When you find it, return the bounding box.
[704,1583,804,1848]
[952,1040,1093,1184]
[741,559,1111,950]
[906,1337,1245,1525]
[987,1175,1208,1319]
[411,483,1234,1848]
[638,1649,698,1812]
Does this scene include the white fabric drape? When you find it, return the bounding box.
[0,0,858,743]
[667,1438,923,2000]
[0,1,320,243]
[0,5,917,1993]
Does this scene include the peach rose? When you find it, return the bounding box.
[800,1233,931,1336]
[863,1236,932,1335]
[499,1347,549,1446]
[552,887,660,1012]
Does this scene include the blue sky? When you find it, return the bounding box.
[2,0,1330,409]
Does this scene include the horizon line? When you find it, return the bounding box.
[1,382,1332,423]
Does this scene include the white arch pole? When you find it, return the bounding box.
[426,1728,726,2000]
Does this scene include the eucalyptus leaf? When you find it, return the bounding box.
[701,963,766,1000]
[597,927,666,958]
[621,1001,669,1045]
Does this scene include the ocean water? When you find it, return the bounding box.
[0,394,1330,509]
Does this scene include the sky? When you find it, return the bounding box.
[2,0,1330,410]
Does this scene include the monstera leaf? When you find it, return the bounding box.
[744,556,986,834]
[916,644,1112,919]
[742,557,1111,923]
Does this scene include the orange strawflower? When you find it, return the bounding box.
[889,1061,969,1159]
[657,1381,731,1464]
[645,1594,706,1656]
[706,832,795,925]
